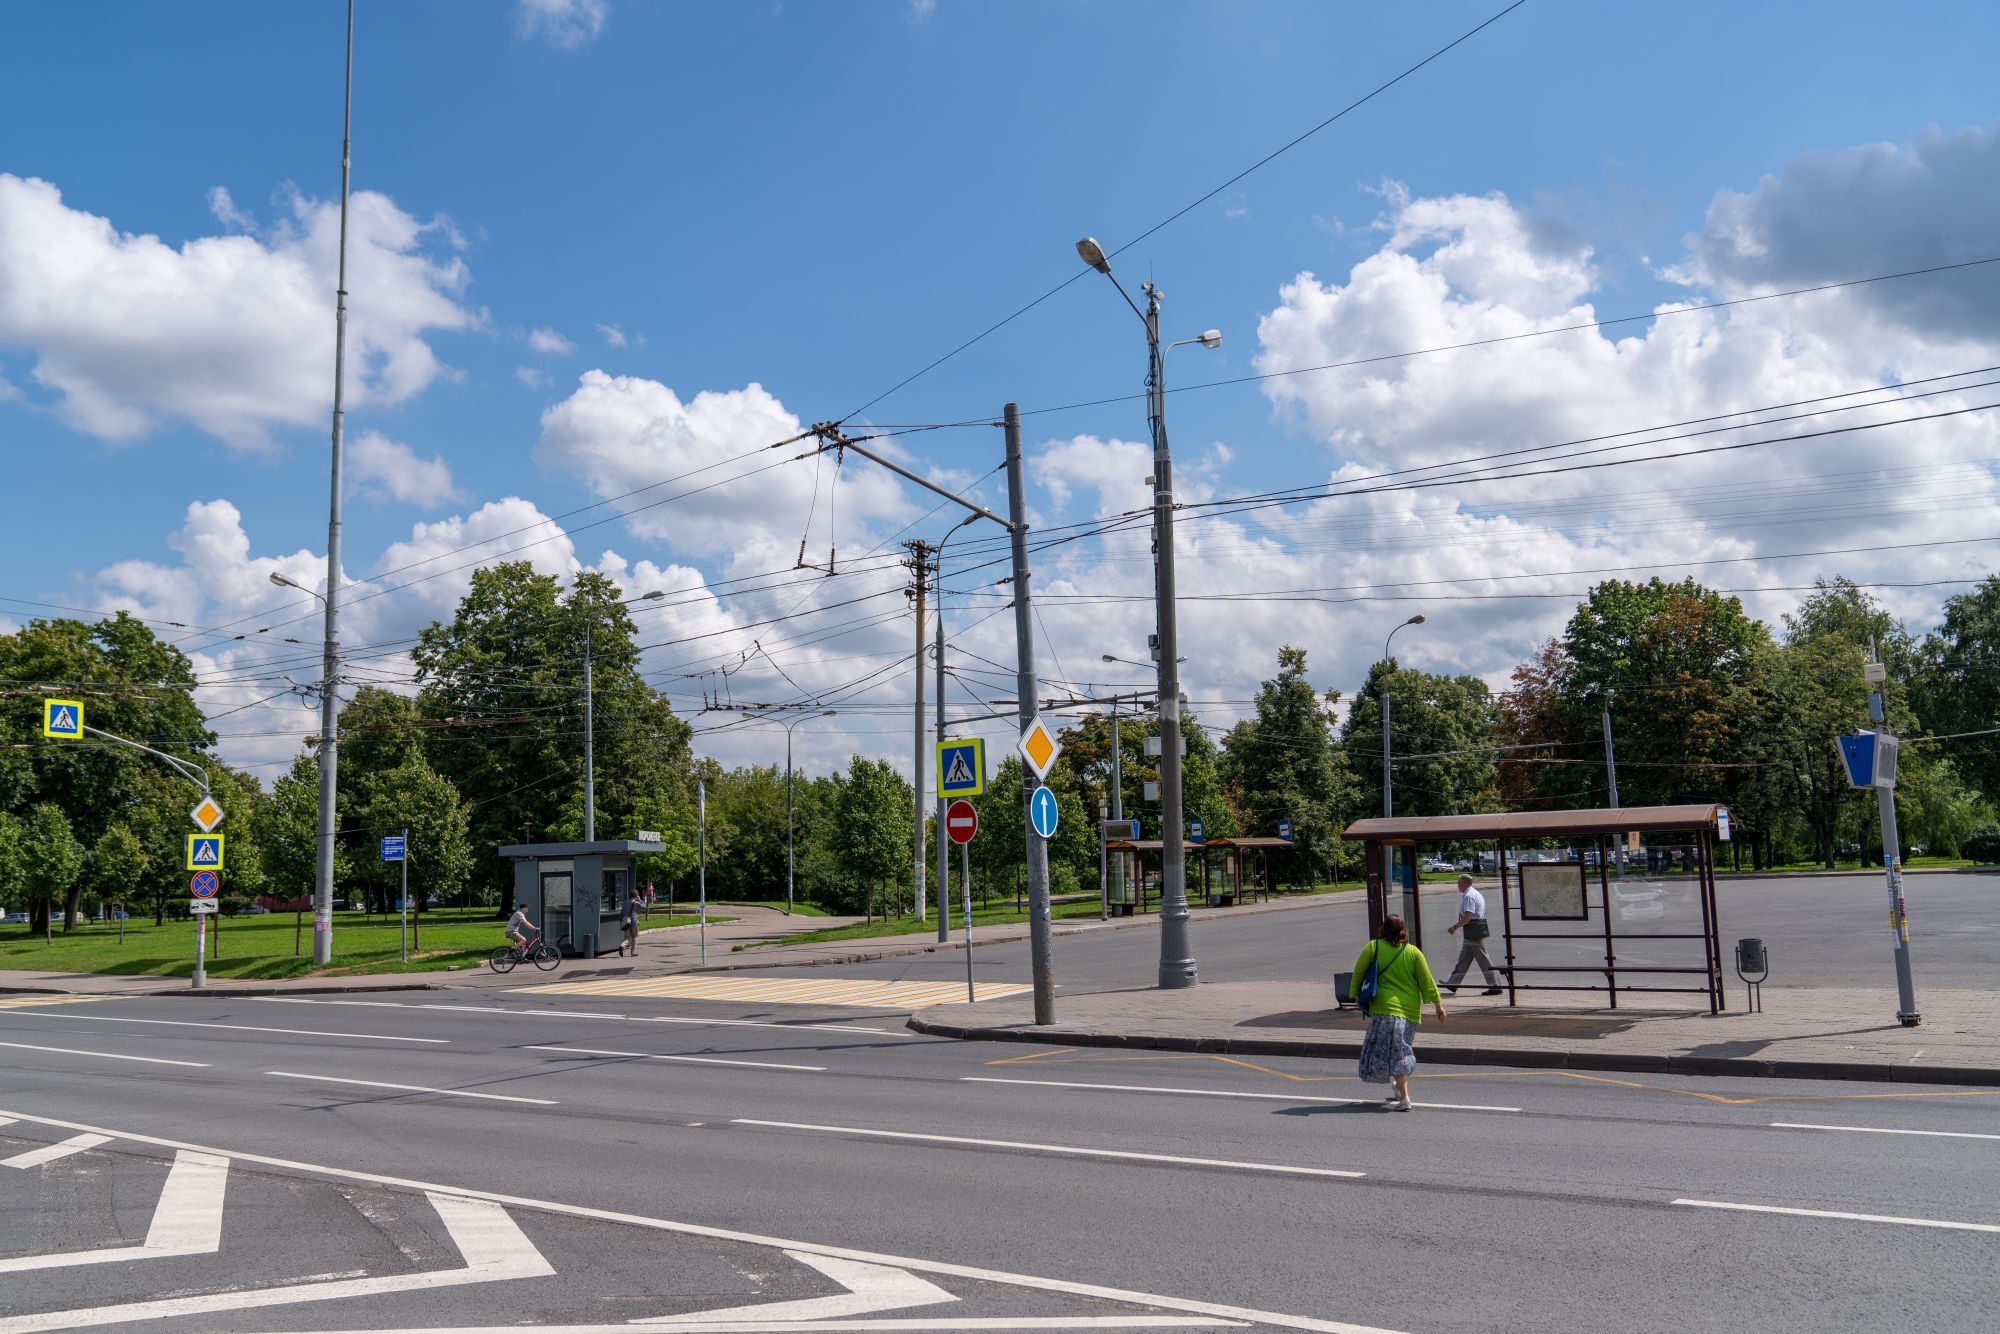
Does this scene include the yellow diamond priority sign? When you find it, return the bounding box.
[190,796,225,833]
[1018,716,1061,781]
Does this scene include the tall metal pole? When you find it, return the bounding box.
[582,620,595,844]
[786,726,795,916]
[398,825,408,963]
[1005,404,1056,1024]
[312,0,356,968]
[1145,286,1196,991]
[935,607,950,942]
[907,542,930,923]
[1381,687,1393,819]
[1868,665,1920,1026]
[1602,690,1623,881]
[1110,703,1123,823]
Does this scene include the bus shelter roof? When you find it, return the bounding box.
[1341,804,1724,843]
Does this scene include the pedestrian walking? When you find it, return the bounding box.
[621,888,643,956]
[1442,873,1503,996]
[1348,914,1445,1111]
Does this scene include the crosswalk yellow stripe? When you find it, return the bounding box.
[515,975,1030,1010]
[0,996,115,1009]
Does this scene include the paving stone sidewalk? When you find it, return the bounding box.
[910,979,2000,1086]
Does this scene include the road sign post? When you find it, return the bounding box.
[1029,786,1059,840]
[698,780,708,966]
[381,832,409,962]
[946,799,979,846]
[186,835,225,871]
[936,738,987,798]
[190,796,225,833]
[41,699,84,740]
[962,837,975,1004]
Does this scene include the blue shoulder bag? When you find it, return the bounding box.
[1354,942,1406,1010]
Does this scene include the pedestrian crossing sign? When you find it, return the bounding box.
[935,737,986,797]
[186,834,225,871]
[42,699,84,740]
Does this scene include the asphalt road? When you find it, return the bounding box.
[772,871,1999,996]
[0,985,1996,1332]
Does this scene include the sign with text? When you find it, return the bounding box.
[1519,861,1588,921]
[380,835,406,862]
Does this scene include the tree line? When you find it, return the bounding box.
[7,564,2000,936]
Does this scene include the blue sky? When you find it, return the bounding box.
[4,0,1999,780]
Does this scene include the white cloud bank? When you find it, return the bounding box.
[516,0,608,50]
[347,429,463,508]
[0,175,474,447]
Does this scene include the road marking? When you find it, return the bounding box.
[963,1076,1520,1113]
[646,1249,957,1324]
[0,995,113,1009]
[0,1149,227,1273]
[1,1132,112,1169]
[1672,1199,2000,1234]
[517,975,1032,1010]
[0,1011,448,1043]
[313,1321,1236,1331]
[268,1071,557,1105]
[1771,1121,2000,1141]
[258,996,919,1036]
[527,1045,826,1072]
[0,1107,1406,1334]
[0,1191,552,1332]
[733,1120,1366,1180]
[0,1039,206,1067]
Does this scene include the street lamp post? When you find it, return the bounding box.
[1076,235,1220,991]
[782,710,837,916]
[1381,615,1426,819]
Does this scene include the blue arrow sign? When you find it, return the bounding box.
[380,836,406,862]
[1029,785,1059,840]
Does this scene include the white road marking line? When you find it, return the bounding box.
[0,1191,552,1333]
[261,992,921,1036]
[963,1076,1521,1113]
[0,1106,1407,1334]
[1672,1199,2000,1234]
[635,1016,922,1038]
[313,1320,1234,1332]
[733,1119,1366,1180]
[0,1150,228,1273]
[0,1011,448,1043]
[527,1045,826,1072]
[517,975,1030,1010]
[0,1039,206,1067]
[1771,1121,2000,1142]
[1,1132,112,1169]
[642,1249,956,1324]
[267,1071,557,1105]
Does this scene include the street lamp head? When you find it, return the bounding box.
[1102,654,1117,663]
[1197,329,1222,349]
[640,590,666,601]
[269,571,295,590]
[820,709,836,717]
[1075,236,1112,274]
[1406,614,1425,626]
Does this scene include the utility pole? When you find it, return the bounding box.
[1602,688,1623,881]
[312,0,356,968]
[934,607,950,942]
[1005,404,1056,1023]
[582,620,595,844]
[905,541,933,923]
[1143,285,1195,991]
[1866,653,1920,1026]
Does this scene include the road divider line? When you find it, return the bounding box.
[1672,1198,2000,1234]
[256,994,921,1037]
[963,1076,1520,1113]
[0,1012,448,1043]
[0,1039,206,1068]
[1771,1121,2000,1142]
[1,1132,112,1169]
[732,1119,1366,1179]
[267,1071,557,1105]
[528,1045,824,1072]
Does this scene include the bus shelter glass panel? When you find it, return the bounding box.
[542,872,573,952]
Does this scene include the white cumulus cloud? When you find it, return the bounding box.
[347,429,463,508]
[516,0,608,49]
[527,326,574,356]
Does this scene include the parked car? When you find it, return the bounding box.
[1,912,29,924]
[1422,858,1454,873]
[243,905,270,915]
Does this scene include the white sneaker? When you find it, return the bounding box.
[1390,1097,1413,1112]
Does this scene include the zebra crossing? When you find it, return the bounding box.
[0,995,114,1010]
[515,974,1030,1010]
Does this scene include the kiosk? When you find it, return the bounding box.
[498,840,652,958]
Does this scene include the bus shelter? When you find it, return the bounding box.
[1199,837,1294,906]
[1101,840,1201,915]
[1341,805,1726,1013]
[498,839,652,958]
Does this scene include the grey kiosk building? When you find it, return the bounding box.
[499,840,651,958]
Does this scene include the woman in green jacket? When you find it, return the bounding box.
[1349,914,1446,1111]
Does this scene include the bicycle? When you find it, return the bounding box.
[489,931,561,974]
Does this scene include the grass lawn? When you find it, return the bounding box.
[737,883,1362,951]
[705,899,833,917]
[0,907,710,981]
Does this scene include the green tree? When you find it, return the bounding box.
[0,812,24,919]
[257,754,323,907]
[1219,646,1357,884]
[358,754,475,914]
[1911,575,2000,801]
[1895,750,1989,858]
[23,803,84,939]
[830,756,911,919]
[85,823,148,921]
[1346,662,1498,820]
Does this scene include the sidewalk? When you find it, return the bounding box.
[0,905,860,998]
[909,980,2000,1086]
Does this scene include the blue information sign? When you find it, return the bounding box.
[1189,819,1205,845]
[1029,785,1059,840]
[380,836,406,862]
[1277,821,1293,842]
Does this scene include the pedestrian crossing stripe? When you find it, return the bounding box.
[186,834,225,870]
[41,699,84,740]
[935,737,986,796]
[516,975,1030,1010]
[0,996,115,1009]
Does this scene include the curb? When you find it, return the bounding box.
[1,981,441,999]
[904,1014,2000,1088]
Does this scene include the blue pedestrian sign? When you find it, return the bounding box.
[1189,819,1206,845]
[42,698,84,740]
[1029,785,1059,840]
[380,836,406,862]
[935,737,987,797]
[1277,821,1293,842]
[185,834,225,871]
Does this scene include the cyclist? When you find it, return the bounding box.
[505,904,536,954]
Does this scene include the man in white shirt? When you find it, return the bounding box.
[1443,874,1503,995]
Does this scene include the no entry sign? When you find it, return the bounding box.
[946,798,979,845]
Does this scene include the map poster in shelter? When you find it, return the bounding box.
[1519,861,1589,920]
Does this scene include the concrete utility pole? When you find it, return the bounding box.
[934,608,950,942]
[906,541,932,923]
[1601,688,1623,880]
[1866,656,1920,1026]
[1005,404,1056,1024]
[582,620,595,844]
[312,0,357,967]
